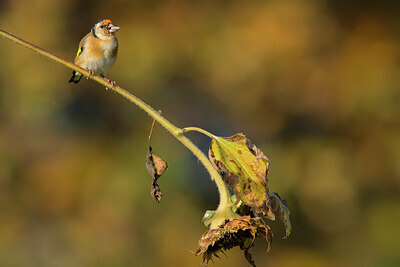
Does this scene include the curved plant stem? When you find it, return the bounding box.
[0,29,236,228]
[183,126,216,138]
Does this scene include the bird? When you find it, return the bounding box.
[69,19,120,84]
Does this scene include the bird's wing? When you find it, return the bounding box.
[76,32,91,58]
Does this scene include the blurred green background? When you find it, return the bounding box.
[1,0,399,266]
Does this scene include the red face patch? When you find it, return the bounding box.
[99,19,112,27]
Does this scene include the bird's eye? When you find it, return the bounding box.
[100,25,105,28]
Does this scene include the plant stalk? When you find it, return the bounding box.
[0,29,234,227]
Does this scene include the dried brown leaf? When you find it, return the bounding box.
[145,116,168,203]
[145,145,168,202]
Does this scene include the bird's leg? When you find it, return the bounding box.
[101,75,116,90]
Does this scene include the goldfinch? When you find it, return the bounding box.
[69,19,120,84]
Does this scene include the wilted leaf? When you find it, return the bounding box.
[269,192,292,238]
[192,216,272,266]
[145,145,168,202]
[208,133,274,218]
[145,117,168,203]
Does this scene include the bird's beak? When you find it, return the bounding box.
[108,23,120,33]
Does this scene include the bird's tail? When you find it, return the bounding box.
[69,71,83,84]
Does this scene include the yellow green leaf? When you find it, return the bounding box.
[208,133,273,216]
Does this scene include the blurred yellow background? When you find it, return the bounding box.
[1,0,399,266]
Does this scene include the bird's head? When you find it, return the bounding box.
[92,19,120,39]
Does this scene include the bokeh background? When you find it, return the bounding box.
[1,0,399,266]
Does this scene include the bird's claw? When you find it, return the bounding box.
[104,78,116,90]
[86,70,94,80]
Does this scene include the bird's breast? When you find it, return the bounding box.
[75,36,118,76]
[102,39,118,57]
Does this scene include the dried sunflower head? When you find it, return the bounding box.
[193,216,273,266]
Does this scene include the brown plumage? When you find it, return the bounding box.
[69,19,119,84]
